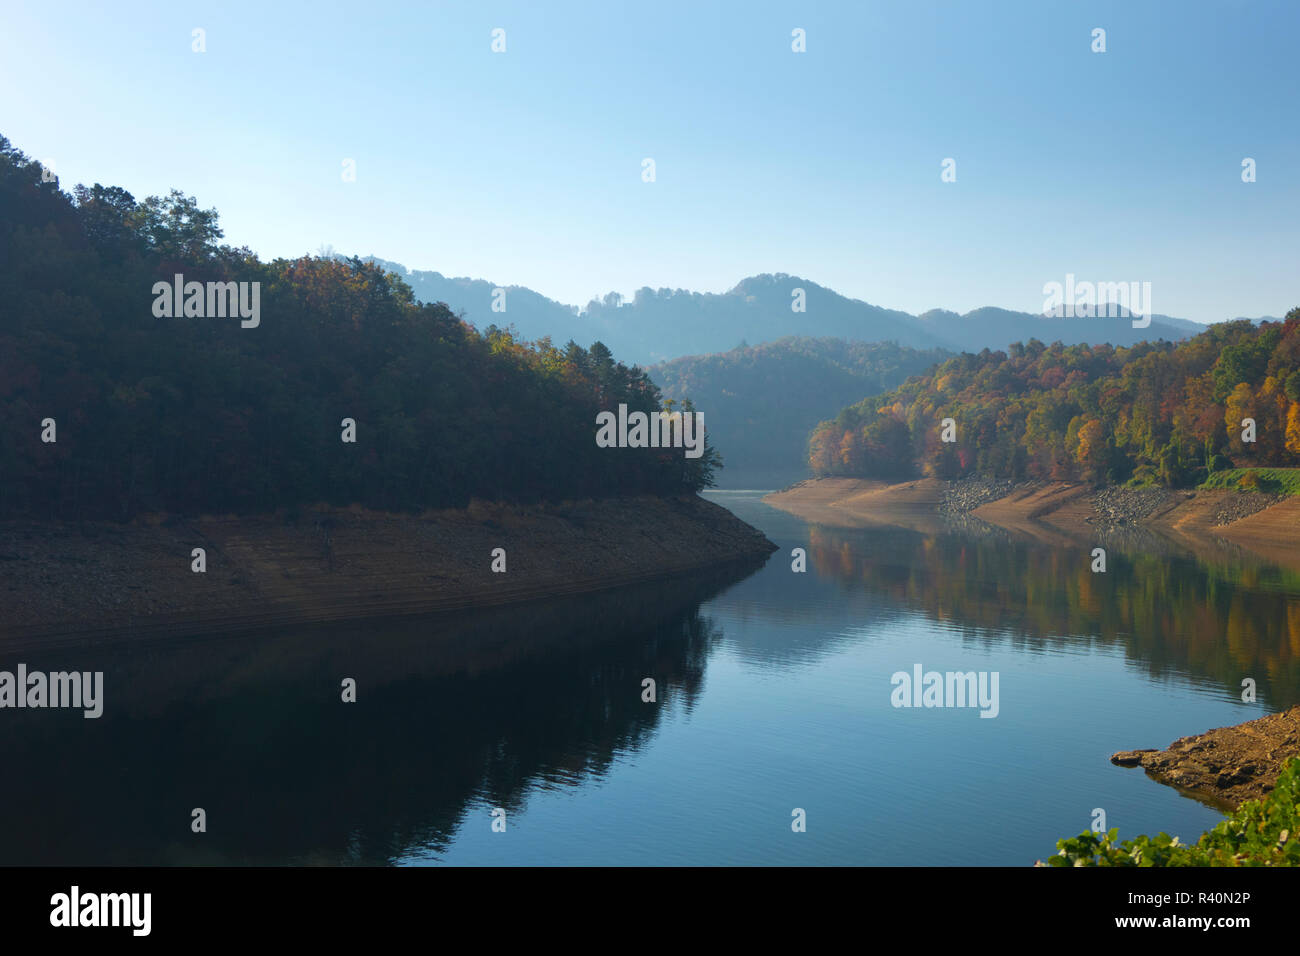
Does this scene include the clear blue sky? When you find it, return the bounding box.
[2,0,1295,322]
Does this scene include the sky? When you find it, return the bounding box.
[1,0,1296,322]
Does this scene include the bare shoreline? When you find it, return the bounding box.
[1111,706,1300,810]
[0,495,778,651]
[763,476,1300,565]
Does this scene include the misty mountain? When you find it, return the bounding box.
[364,257,599,347]
[584,275,946,362]
[362,258,1205,367]
[648,338,951,488]
[913,306,1203,355]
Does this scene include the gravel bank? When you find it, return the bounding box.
[938,478,1286,531]
[937,477,1021,516]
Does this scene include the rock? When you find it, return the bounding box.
[1112,706,1300,809]
[1110,749,1158,767]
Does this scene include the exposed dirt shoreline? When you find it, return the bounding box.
[764,476,1300,561]
[1111,706,1300,810]
[0,495,778,650]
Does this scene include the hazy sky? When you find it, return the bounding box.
[2,0,1296,322]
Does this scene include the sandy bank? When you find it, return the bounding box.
[764,478,951,533]
[1213,497,1300,566]
[970,483,1093,545]
[765,476,1300,564]
[1111,706,1300,809]
[0,495,777,649]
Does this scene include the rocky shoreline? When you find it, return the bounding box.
[939,477,1285,531]
[1111,706,1300,809]
[0,495,778,649]
[936,477,1018,516]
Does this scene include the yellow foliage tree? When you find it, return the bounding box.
[1225,382,1257,458]
[1286,402,1300,455]
[1075,419,1103,463]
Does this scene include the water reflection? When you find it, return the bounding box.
[778,521,1300,709]
[0,558,762,865]
[5,494,1299,866]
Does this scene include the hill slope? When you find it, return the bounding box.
[649,338,950,487]
[0,136,716,520]
[808,314,1300,487]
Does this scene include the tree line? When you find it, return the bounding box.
[809,312,1300,486]
[0,135,719,521]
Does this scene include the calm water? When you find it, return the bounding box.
[3,491,1298,865]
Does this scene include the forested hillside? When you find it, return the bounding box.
[0,136,716,521]
[650,337,950,487]
[809,315,1300,487]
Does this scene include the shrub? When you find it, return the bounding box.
[1201,468,1300,495]
[1044,758,1300,866]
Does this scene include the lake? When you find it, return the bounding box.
[2,490,1294,865]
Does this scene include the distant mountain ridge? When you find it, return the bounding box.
[362,256,1214,366]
